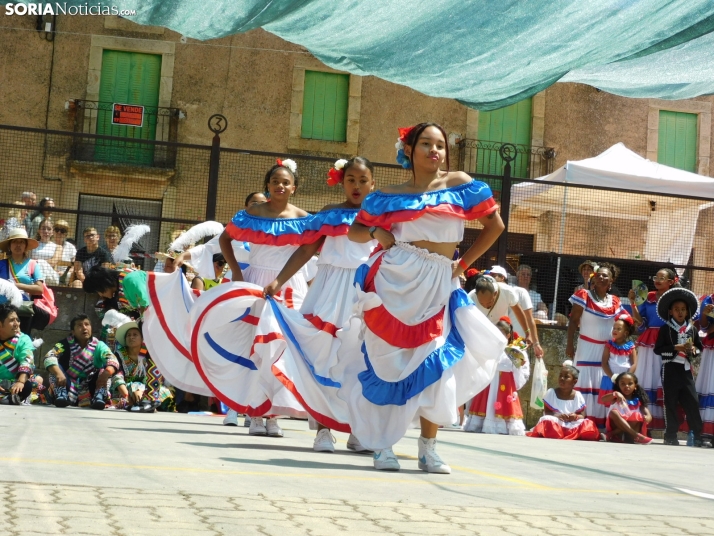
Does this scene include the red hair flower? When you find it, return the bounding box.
[616,312,634,326]
[465,268,479,279]
[276,158,282,167]
[326,159,348,186]
[499,315,512,325]
[398,126,416,142]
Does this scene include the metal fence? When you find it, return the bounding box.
[458,138,556,179]
[1,121,713,309]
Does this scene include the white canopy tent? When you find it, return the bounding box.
[510,143,714,316]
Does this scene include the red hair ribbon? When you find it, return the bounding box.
[398,126,416,142]
[499,316,512,325]
[465,268,479,279]
[326,167,344,186]
[616,312,634,326]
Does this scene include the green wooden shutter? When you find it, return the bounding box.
[301,71,349,142]
[95,50,162,165]
[658,110,697,172]
[477,98,532,178]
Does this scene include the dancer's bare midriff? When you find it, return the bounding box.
[409,240,458,260]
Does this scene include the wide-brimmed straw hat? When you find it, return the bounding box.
[656,287,699,322]
[115,321,141,348]
[0,227,39,253]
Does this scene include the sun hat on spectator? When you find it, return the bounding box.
[0,227,39,253]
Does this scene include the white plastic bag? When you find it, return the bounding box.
[529,358,548,410]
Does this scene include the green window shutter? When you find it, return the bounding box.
[95,50,162,165]
[301,71,349,142]
[658,110,697,172]
[477,98,532,178]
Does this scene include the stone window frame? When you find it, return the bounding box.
[288,57,361,154]
[647,99,711,176]
[85,35,175,141]
[464,91,546,178]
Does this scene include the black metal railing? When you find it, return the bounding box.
[457,138,556,179]
[68,99,182,168]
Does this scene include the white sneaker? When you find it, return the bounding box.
[346,433,372,453]
[373,448,400,471]
[417,436,451,474]
[222,409,239,426]
[266,417,284,437]
[243,415,251,427]
[249,416,266,436]
[313,429,336,452]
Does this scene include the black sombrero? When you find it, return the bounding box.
[656,287,699,322]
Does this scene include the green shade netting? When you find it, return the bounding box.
[33,0,714,109]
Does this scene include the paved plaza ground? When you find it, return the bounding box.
[2,405,713,535]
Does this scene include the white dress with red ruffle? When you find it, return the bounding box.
[463,347,530,435]
[329,181,506,449]
[149,211,329,418]
[569,289,623,428]
[597,340,635,406]
[526,389,600,440]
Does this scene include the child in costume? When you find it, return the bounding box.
[44,313,120,410]
[695,293,714,439]
[600,372,652,444]
[0,303,35,405]
[527,362,600,441]
[628,268,680,431]
[654,287,709,447]
[463,316,530,435]
[110,319,173,412]
[263,156,377,453]
[598,312,638,405]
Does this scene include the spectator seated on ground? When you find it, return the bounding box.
[526,362,600,441]
[0,303,35,406]
[44,313,120,410]
[110,320,173,413]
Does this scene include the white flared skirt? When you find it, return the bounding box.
[143,271,213,396]
[188,282,307,418]
[331,243,504,450]
[267,264,362,433]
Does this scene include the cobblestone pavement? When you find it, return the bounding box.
[2,405,714,535]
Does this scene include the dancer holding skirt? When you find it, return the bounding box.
[263,157,377,453]
[335,123,506,473]
[191,159,314,438]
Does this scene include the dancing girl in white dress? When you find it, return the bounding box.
[334,123,506,473]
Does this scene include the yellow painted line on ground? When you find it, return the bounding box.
[0,456,681,497]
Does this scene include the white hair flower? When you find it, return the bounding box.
[280,159,297,174]
[334,159,348,170]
